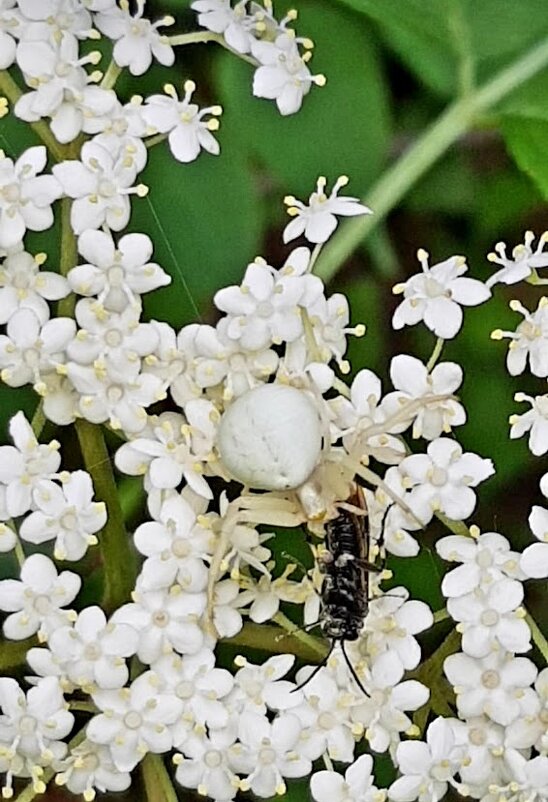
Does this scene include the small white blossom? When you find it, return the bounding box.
[486,231,548,288]
[0,677,74,786]
[0,249,69,324]
[27,605,139,690]
[16,0,94,45]
[214,248,323,350]
[252,32,325,116]
[394,438,495,524]
[229,654,299,715]
[192,0,254,52]
[68,229,170,311]
[19,471,106,561]
[88,672,184,772]
[392,249,490,339]
[436,530,525,597]
[0,411,61,516]
[53,140,148,234]
[0,553,80,640]
[94,0,175,75]
[0,0,19,69]
[492,298,548,377]
[142,80,222,163]
[510,392,548,456]
[388,717,463,802]
[0,308,75,388]
[521,503,548,579]
[447,578,531,658]
[0,146,62,248]
[444,651,538,726]
[311,755,385,802]
[382,354,466,440]
[490,753,548,802]
[55,739,131,798]
[283,175,371,244]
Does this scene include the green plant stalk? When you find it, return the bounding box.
[526,610,548,664]
[315,36,548,282]
[142,754,179,802]
[75,418,137,613]
[168,30,257,66]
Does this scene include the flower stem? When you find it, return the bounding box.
[57,196,77,317]
[100,59,122,90]
[315,36,548,282]
[273,611,328,659]
[426,337,445,372]
[145,133,167,149]
[168,30,258,66]
[142,754,179,802]
[75,419,137,613]
[30,402,46,438]
[526,609,548,664]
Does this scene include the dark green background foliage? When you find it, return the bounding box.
[1,1,548,799]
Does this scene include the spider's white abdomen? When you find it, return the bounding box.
[217,384,322,491]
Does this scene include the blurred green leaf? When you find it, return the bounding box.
[215,0,391,199]
[0,385,37,431]
[501,116,548,199]
[130,142,264,326]
[498,67,548,120]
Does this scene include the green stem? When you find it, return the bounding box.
[145,132,167,149]
[0,70,65,162]
[57,196,77,318]
[75,419,137,613]
[0,637,34,672]
[168,30,258,66]
[526,610,548,663]
[226,621,326,661]
[315,36,548,282]
[30,401,46,439]
[273,611,328,659]
[435,511,472,537]
[141,754,179,802]
[100,59,122,90]
[426,337,445,372]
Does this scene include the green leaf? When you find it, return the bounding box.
[499,69,548,120]
[215,0,391,200]
[0,385,37,430]
[129,141,264,326]
[501,116,548,199]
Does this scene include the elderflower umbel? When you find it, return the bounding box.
[392,249,490,339]
[283,175,371,244]
[142,81,222,163]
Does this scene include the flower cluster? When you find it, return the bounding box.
[0,2,546,801]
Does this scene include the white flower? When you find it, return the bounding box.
[67,298,159,378]
[506,667,548,751]
[392,249,491,339]
[211,579,244,638]
[0,553,80,640]
[252,32,325,116]
[448,715,507,790]
[311,754,384,802]
[217,384,322,491]
[142,81,222,163]
[388,717,462,802]
[0,308,75,388]
[447,578,530,658]
[486,231,548,288]
[55,739,131,798]
[110,587,206,663]
[0,411,61,516]
[152,649,234,732]
[67,361,165,433]
[229,654,298,715]
[237,564,300,624]
[192,0,254,53]
[174,729,239,801]
[15,38,116,143]
[0,677,73,778]
[214,248,322,350]
[328,368,407,465]
[16,0,94,45]
[304,291,365,370]
[68,229,170,311]
[0,521,16,552]
[229,711,310,796]
[175,320,278,402]
[436,530,524,597]
[0,249,70,324]
[361,588,433,671]
[0,0,19,69]
[381,354,466,440]
[492,298,548,377]
[27,605,139,690]
[491,753,548,802]
[53,140,148,234]
[521,504,548,579]
[133,493,212,591]
[444,651,538,726]
[0,146,62,248]
[395,438,495,524]
[283,176,371,244]
[510,392,548,456]
[88,672,184,772]
[19,471,106,561]
[94,0,175,75]
[115,408,217,499]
